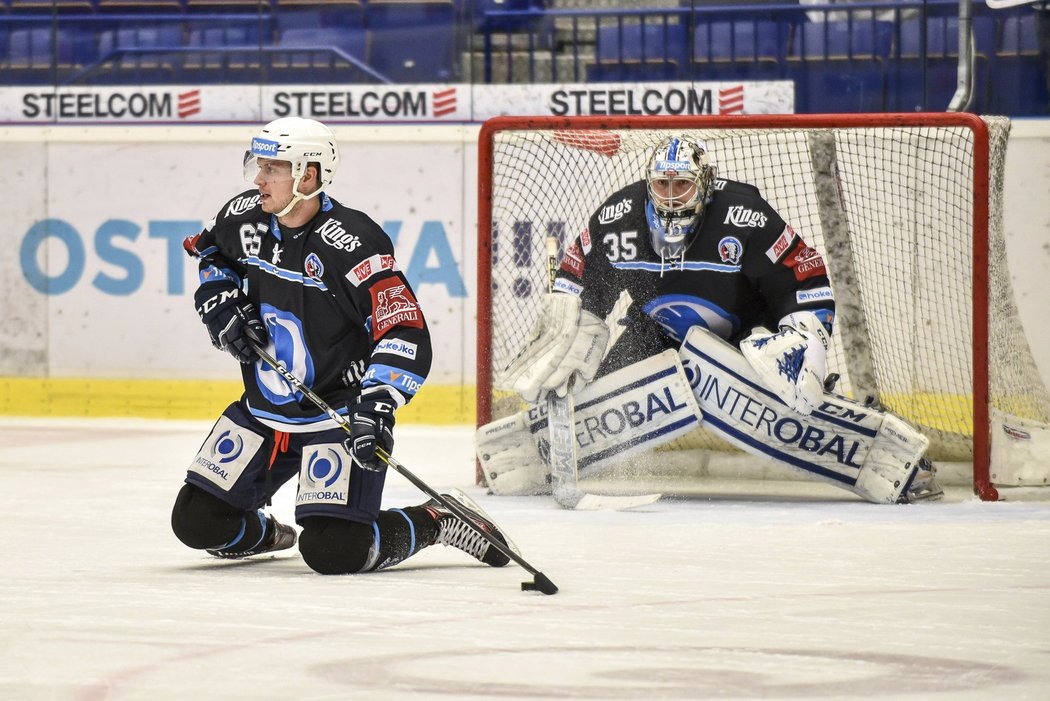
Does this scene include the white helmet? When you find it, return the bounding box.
[645,136,717,260]
[243,117,340,217]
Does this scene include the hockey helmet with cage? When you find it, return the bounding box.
[243,117,340,216]
[645,136,717,260]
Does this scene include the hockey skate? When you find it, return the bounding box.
[422,489,513,567]
[898,458,944,503]
[207,514,297,559]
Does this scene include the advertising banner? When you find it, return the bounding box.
[0,81,794,124]
[0,128,476,390]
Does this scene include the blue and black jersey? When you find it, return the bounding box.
[555,179,836,347]
[185,189,432,431]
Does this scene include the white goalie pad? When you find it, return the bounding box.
[477,349,704,496]
[679,326,931,504]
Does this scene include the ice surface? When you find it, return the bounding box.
[1,418,1048,701]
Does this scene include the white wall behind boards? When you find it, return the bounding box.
[0,125,477,385]
[0,122,1047,391]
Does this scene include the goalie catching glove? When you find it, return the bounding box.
[496,293,610,403]
[740,311,831,415]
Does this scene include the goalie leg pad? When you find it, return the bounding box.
[476,411,551,496]
[477,349,704,495]
[681,326,933,504]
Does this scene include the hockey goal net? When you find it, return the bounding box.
[477,114,1050,501]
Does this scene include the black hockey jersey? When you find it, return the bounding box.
[185,190,432,431]
[555,179,836,345]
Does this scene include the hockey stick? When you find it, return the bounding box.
[247,340,558,595]
[544,237,661,512]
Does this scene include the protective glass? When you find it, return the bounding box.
[243,151,294,184]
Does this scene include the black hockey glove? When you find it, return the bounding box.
[344,386,398,472]
[193,281,266,364]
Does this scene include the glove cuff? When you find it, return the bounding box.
[359,384,407,410]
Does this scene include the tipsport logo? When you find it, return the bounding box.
[251,138,280,157]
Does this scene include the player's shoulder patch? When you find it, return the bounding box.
[369,276,424,340]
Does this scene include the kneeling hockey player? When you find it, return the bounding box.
[172,117,511,572]
[480,134,941,505]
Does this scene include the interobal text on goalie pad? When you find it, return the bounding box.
[678,327,928,502]
[477,350,703,495]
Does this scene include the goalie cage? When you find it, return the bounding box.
[476,114,1050,501]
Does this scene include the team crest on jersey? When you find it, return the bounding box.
[304,252,324,281]
[369,277,424,339]
[580,227,592,253]
[717,236,743,264]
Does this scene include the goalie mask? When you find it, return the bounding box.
[645,136,717,264]
[243,117,341,217]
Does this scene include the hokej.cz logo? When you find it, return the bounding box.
[210,430,245,464]
[306,447,344,488]
[252,137,280,157]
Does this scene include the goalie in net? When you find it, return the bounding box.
[479,134,942,504]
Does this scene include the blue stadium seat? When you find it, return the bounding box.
[697,20,781,61]
[792,19,894,58]
[596,21,686,63]
[99,0,184,10]
[187,25,263,48]
[692,18,784,80]
[270,25,378,82]
[7,27,74,67]
[184,0,268,10]
[471,0,546,32]
[279,26,365,59]
[992,13,1047,113]
[786,20,894,112]
[591,21,687,81]
[369,24,455,82]
[890,15,996,111]
[898,16,996,58]
[1000,15,1039,54]
[9,0,95,11]
[97,26,184,57]
[366,0,456,82]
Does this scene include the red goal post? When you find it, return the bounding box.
[477,114,1050,501]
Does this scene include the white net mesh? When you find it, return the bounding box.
[480,116,1050,488]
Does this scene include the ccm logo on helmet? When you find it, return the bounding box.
[251,138,279,156]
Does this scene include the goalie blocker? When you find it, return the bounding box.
[478,329,940,504]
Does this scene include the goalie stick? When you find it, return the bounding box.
[247,339,558,595]
[543,236,661,511]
